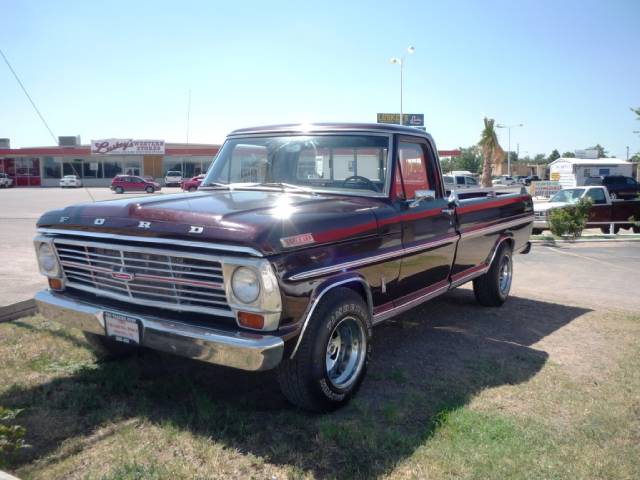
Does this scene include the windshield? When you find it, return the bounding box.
[550,188,585,203]
[202,135,390,196]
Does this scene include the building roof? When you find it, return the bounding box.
[0,143,220,157]
[550,157,632,166]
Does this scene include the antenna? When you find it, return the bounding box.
[1,48,95,202]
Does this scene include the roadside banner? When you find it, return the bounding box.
[530,181,561,198]
[91,139,165,155]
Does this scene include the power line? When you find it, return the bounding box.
[1,47,95,202]
[0,48,57,144]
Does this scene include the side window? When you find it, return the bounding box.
[585,188,606,204]
[456,176,465,185]
[466,177,478,186]
[396,141,437,200]
[626,177,636,185]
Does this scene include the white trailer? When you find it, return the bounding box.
[549,158,633,189]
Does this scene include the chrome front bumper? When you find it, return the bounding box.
[35,290,284,371]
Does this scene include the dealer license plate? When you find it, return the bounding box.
[104,311,141,344]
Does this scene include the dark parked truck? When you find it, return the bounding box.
[34,123,533,411]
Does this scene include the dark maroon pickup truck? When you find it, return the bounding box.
[34,123,533,411]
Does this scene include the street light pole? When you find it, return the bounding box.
[496,123,523,177]
[390,46,415,126]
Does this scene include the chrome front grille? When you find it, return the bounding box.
[53,238,233,317]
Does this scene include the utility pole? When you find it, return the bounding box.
[390,46,415,126]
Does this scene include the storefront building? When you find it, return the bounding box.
[0,139,220,187]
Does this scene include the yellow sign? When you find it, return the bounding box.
[550,172,560,181]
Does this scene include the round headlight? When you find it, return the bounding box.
[38,243,59,275]
[231,267,260,304]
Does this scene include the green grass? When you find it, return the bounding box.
[0,307,638,479]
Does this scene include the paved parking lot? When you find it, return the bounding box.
[0,187,638,312]
[0,187,181,307]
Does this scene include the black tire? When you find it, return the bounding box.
[189,186,197,192]
[115,186,124,194]
[83,332,139,360]
[473,242,513,307]
[600,225,620,234]
[145,186,154,193]
[277,288,372,412]
[531,228,543,235]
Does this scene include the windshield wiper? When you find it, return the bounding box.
[245,182,318,195]
[200,182,231,189]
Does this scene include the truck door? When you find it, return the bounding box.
[394,136,458,301]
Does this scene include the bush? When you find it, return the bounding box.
[548,198,593,238]
[0,406,28,468]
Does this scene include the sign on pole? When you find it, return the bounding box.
[377,113,424,127]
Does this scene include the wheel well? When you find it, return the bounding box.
[341,280,373,317]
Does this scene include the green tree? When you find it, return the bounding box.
[548,149,560,162]
[548,198,593,239]
[531,153,547,164]
[478,118,505,187]
[455,146,482,173]
[589,144,607,158]
[562,151,576,158]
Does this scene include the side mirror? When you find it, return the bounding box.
[409,189,436,208]
[447,191,460,208]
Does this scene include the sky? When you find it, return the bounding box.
[2,0,639,158]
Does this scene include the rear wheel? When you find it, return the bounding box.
[115,186,124,194]
[83,332,139,360]
[277,288,371,412]
[473,242,513,307]
[145,186,154,193]
[600,225,620,234]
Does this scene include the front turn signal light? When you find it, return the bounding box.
[237,311,265,330]
[48,278,64,290]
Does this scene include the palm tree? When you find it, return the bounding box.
[478,117,505,187]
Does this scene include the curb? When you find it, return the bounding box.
[0,470,21,480]
[0,299,36,323]
[531,236,640,244]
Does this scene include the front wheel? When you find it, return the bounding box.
[189,186,197,192]
[145,186,154,193]
[473,242,513,307]
[277,288,371,412]
[115,186,124,194]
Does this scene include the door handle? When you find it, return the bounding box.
[441,208,455,215]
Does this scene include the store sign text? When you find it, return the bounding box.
[91,139,165,155]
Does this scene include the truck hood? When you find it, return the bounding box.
[534,201,569,213]
[36,190,388,255]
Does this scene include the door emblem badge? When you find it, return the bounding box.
[138,221,151,229]
[189,226,204,234]
[94,218,105,225]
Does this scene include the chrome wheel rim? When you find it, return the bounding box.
[498,255,512,296]
[325,316,366,390]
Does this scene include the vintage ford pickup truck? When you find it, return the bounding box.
[34,123,533,411]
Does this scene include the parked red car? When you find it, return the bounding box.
[110,175,161,194]
[181,174,205,192]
